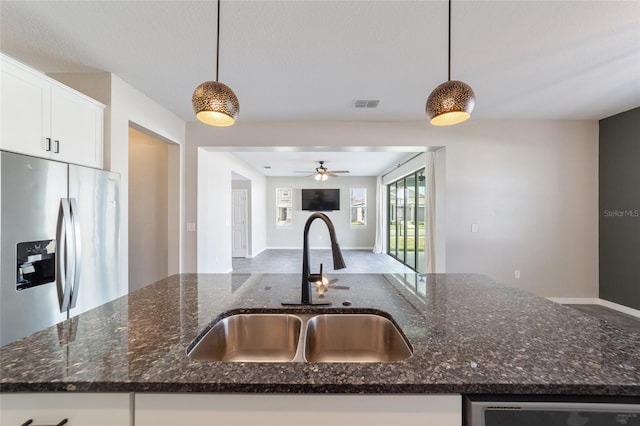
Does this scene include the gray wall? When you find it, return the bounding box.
[266,176,377,249]
[128,127,169,292]
[599,107,640,310]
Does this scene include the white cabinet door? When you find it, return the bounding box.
[0,393,131,426]
[135,393,461,426]
[51,85,103,167]
[0,58,51,158]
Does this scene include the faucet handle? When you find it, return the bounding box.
[307,263,323,283]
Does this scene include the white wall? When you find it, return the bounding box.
[186,120,598,299]
[109,75,186,294]
[266,176,377,249]
[197,149,267,273]
[48,72,186,295]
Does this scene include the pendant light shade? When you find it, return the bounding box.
[192,81,239,126]
[426,0,475,126]
[426,80,475,126]
[192,0,239,126]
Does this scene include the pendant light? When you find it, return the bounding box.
[426,0,475,126]
[192,0,239,126]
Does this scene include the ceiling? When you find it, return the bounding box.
[1,1,639,176]
[231,148,422,177]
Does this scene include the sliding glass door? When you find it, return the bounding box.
[387,169,426,272]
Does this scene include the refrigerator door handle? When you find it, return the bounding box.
[69,198,82,309]
[56,199,74,312]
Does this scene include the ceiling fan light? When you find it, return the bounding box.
[426,80,475,126]
[193,81,239,127]
[314,173,322,181]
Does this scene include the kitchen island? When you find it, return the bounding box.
[1,272,638,395]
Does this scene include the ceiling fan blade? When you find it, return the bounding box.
[327,170,350,174]
[294,171,312,173]
[329,285,351,290]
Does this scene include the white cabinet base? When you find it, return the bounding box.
[0,393,131,426]
[135,393,461,426]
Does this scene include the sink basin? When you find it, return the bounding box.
[304,314,412,362]
[188,311,412,363]
[187,313,302,362]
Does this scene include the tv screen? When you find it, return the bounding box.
[301,188,340,211]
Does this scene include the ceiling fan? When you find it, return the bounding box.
[294,161,350,181]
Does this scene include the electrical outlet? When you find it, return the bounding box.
[471,223,478,233]
[514,270,521,279]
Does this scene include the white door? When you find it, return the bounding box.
[232,189,248,258]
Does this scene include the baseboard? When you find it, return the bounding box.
[341,246,375,250]
[265,246,375,250]
[547,297,600,305]
[249,247,266,258]
[597,299,640,319]
[548,297,640,319]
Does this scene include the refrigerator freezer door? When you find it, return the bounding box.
[68,164,120,317]
[1,151,69,346]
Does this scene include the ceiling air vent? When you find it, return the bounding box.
[353,99,380,108]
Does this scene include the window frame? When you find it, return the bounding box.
[275,188,293,228]
[349,187,367,228]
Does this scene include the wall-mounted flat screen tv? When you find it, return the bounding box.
[301,188,340,211]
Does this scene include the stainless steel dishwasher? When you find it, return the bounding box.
[464,395,640,426]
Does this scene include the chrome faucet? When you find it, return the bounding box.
[282,212,346,306]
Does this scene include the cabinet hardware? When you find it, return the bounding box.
[45,138,52,152]
[21,419,68,426]
[53,140,60,154]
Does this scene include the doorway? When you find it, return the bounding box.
[128,126,180,291]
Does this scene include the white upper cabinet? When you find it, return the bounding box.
[1,55,104,168]
[1,58,51,158]
[50,84,104,167]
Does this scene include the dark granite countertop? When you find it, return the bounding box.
[1,273,638,395]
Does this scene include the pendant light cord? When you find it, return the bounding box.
[447,0,451,82]
[216,0,221,82]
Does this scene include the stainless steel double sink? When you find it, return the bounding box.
[187,312,412,363]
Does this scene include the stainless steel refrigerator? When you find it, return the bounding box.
[1,150,120,346]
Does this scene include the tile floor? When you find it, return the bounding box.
[232,249,415,274]
[565,304,640,334]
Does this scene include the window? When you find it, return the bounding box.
[387,169,426,272]
[350,188,367,227]
[276,188,292,227]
